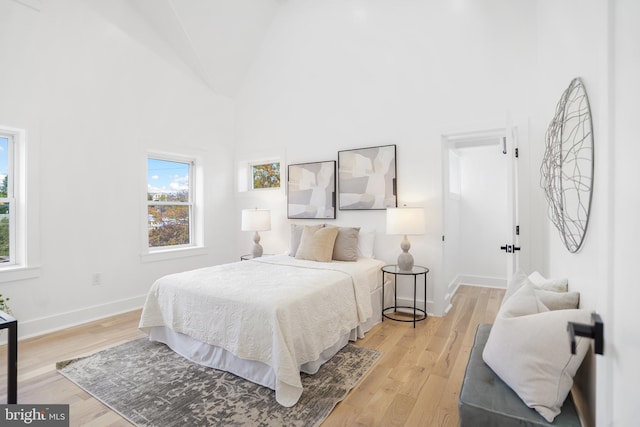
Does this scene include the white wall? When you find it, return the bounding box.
[533,0,609,312]
[610,2,640,425]
[533,0,640,424]
[235,0,537,315]
[0,0,237,338]
[532,1,609,424]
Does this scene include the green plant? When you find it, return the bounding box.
[0,294,11,314]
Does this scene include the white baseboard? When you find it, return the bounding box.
[14,295,146,341]
[444,274,506,313]
[449,274,506,289]
[443,303,453,315]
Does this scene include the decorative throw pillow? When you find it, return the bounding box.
[502,269,533,304]
[535,289,580,311]
[500,283,549,318]
[483,283,592,422]
[357,229,376,258]
[502,270,570,307]
[331,227,360,261]
[289,224,323,256]
[528,271,568,292]
[295,225,339,262]
[289,224,305,256]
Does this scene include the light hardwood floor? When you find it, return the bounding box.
[0,285,504,427]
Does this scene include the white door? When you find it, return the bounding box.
[441,126,522,298]
[503,125,521,281]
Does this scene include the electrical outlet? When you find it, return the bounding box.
[91,273,102,286]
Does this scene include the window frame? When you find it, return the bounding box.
[142,152,205,260]
[0,125,40,282]
[0,134,16,265]
[249,160,281,190]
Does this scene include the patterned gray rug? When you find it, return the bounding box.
[57,338,381,427]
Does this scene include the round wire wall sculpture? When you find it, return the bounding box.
[540,77,594,253]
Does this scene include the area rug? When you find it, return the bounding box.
[57,338,381,427]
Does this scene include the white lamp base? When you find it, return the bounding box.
[251,231,263,258]
[397,235,414,271]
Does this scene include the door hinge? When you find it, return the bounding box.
[516,225,520,236]
[515,147,519,158]
[442,235,445,242]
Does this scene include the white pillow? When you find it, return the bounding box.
[535,289,580,311]
[500,283,548,318]
[357,229,375,258]
[528,271,568,292]
[527,271,547,286]
[484,283,591,422]
[503,270,570,307]
[502,269,532,304]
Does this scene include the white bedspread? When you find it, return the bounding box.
[139,254,384,407]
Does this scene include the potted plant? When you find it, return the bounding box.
[0,293,11,315]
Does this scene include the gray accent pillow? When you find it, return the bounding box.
[331,227,360,261]
[289,224,305,256]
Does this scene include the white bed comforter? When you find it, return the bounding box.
[139,254,384,407]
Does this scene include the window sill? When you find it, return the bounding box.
[140,246,208,263]
[0,265,41,283]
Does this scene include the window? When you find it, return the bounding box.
[251,161,280,189]
[0,125,38,281]
[146,156,194,250]
[0,135,13,264]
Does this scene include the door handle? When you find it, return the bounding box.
[500,245,520,253]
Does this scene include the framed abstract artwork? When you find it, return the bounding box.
[287,161,336,219]
[338,144,397,210]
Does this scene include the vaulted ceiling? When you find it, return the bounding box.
[127,0,284,98]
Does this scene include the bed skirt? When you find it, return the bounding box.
[148,286,383,391]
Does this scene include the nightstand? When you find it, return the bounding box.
[0,310,17,403]
[381,265,429,328]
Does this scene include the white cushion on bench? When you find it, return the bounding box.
[483,283,591,422]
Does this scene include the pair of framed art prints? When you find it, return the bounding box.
[287,144,397,219]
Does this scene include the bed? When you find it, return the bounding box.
[139,248,385,407]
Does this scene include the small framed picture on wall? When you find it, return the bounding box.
[338,144,397,210]
[287,160,336,219]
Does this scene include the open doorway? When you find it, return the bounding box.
[442,127,520,309]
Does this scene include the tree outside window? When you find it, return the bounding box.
[252,162,280,189]
[147,157,193,248]
[0,137,11,263]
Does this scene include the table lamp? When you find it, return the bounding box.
[241,208,271,257]
[386,206,425,271]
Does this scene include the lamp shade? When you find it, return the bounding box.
[386,207,425,235]
[241,209,271,232]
